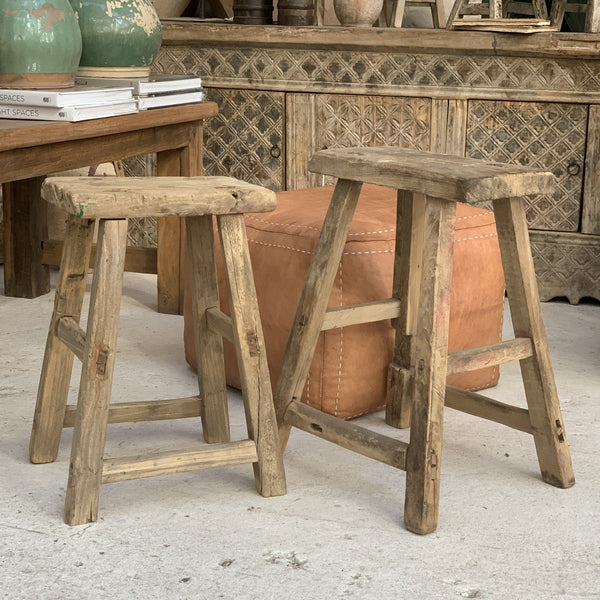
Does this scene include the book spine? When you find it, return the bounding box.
[0,104,73,121]
[0,90,62,107]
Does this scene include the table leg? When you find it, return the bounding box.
[2,177,50,298]
[155,122,202,315]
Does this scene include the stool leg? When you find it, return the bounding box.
[186,215,231,444]
[386,190,426,429]
[404,197,456,535]
[218,214,286,497]
[30,216,94,464]
[493,197,575,488]
[64,219,128,526]
[273,179,363,450]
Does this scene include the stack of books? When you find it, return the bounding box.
[75,74,204,110]
[0,85,138,122]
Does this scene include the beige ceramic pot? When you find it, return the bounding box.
[150,0,190,18]
[333,0,383,27]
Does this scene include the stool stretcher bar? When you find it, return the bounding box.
[63,396,203,427]
[446,337,534,375]
[445,386,533,434]
[101,440,259,484]
[286,400,408,470]
[321,299,402,330]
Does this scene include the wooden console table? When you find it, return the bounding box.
[0,102,218,314]
[155,23,600,303]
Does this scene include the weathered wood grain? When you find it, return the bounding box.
[64,218,128,526]
[102,441,258,484]
[308,147,556,205]
[286,400,408,470]
[41,176,277,219]
[493,196,575,488]
[218,213,287,497]
[186,215,231,444]
[29,216,94,464]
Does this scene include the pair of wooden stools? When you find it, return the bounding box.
[29,148,574,533]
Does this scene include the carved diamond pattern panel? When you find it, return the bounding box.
[531,234,600,303]
[202,88,284,191]
[155,46,600,96]
[466,101,586,231]
[313,94,431,186]
[122,155,158,248]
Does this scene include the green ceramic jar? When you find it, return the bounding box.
[70,0,163,77]
[0,0,82,89]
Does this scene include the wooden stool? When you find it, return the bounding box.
[274,147,575,535]
[29,176,286,526]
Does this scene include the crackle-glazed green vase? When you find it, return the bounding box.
[70,0,163,77]
[0,0,82,89]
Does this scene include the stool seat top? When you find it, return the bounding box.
[308,147,556,204]
[41,176,277,219]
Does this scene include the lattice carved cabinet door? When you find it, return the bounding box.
[466,101,587,232]
[202,88,284,191]
[122,154,157,248]
[287,93,433,189]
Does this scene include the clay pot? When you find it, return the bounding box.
[333,0,383,27]
[70,0,163,77]
[150,0,190,18]
[0,0,82,89]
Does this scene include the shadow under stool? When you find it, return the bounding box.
[274,146,575,535]
[29,176,286,525]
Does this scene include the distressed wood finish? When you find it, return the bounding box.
[404,197,456,535]
[286,400,408,469]
[102,441,258,484]
[29,216,95,464]
[308,147,556,204]
[583,104,600,235]
[63,396,202,427]
[446,338,534,375]
[273,145,574,534]
[64,218,128,526]
[186,215,231,443]
[273,178,363,448]
[43,240,158,274]
[41,176,277,219]
[445,386,533,433]
[321,298,402,330]
[386,190,425,430]
[493,196,575,488]
[56,316,86,362]
[218,214,287,497]
[30,175,287,524]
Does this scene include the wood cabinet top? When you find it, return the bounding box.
[161,21,600,59]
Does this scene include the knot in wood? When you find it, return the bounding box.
[246,331,260,357]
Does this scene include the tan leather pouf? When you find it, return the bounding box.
[183,184,506,419]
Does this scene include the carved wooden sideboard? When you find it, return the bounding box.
[155,24,600,303]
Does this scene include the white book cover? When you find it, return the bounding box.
[75,74,203,96]
[0,100,139,122]
[136,90,204,110]
[0,85,134,108]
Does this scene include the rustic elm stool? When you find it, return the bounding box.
[29,176,286,526]
[274,146,575,535]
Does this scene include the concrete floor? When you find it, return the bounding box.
[1,267,599,600]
